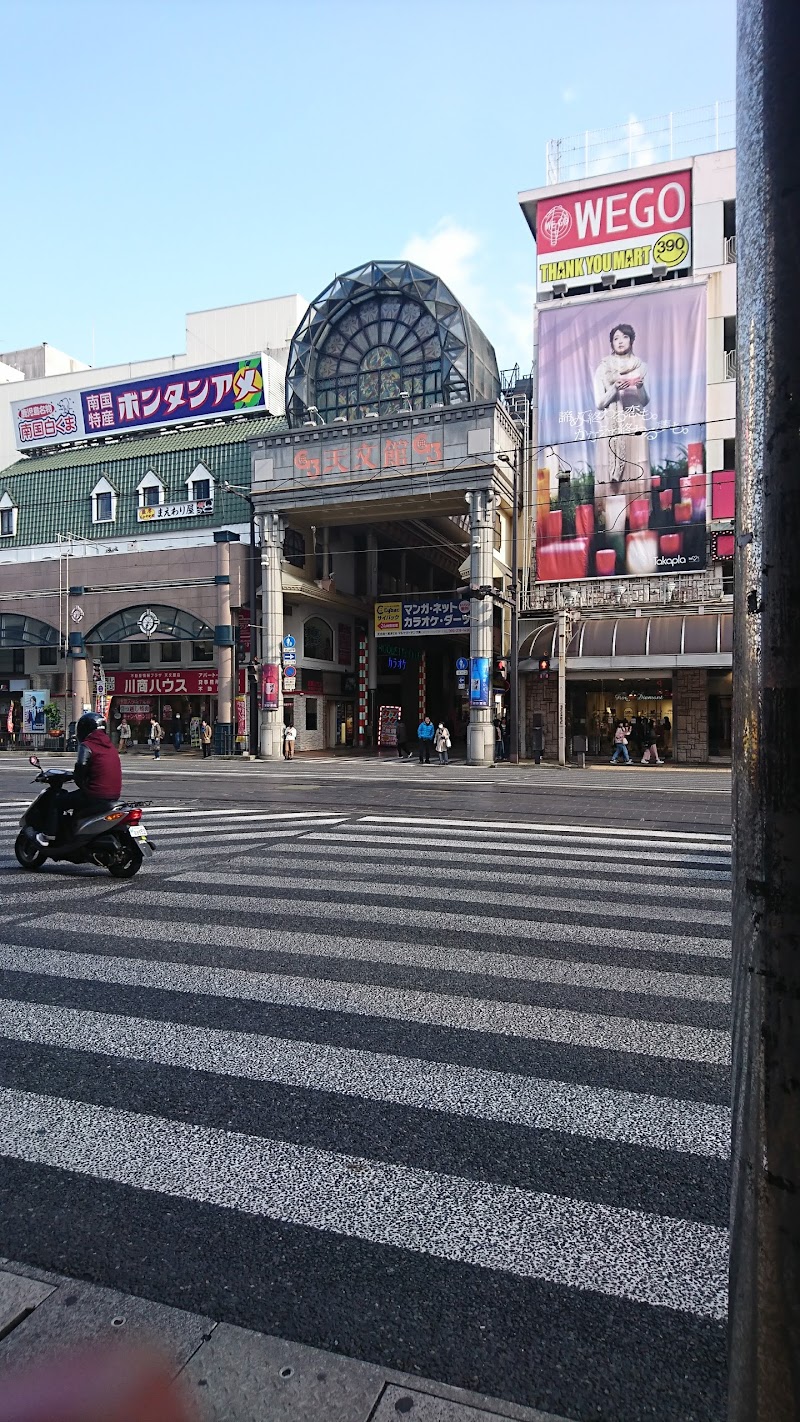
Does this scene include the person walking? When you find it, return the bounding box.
[417,714,435,764]
[200,718,212,759]
[283,721,297,760]
[610,721,631,765]
[118,717,132,754]
[148,716,163,760]
[641,718,664,765]
[493,717,505,762]
[434,722,451,765]
[172,713,183,752]
[396,718,410,758]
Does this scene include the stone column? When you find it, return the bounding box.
[67,635,90,720]
[673,668,708,763]
[213,532,239,755]
[467,489,495,766]
[259,511,285,759]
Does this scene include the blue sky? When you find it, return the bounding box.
[0,0,735,375]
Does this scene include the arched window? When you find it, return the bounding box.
[303,616,334,661]
[283,527,306,569]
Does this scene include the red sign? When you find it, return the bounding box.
[106,669,219,696]
[537,169,692,293]
[261,663,279,710]
[293,429,443,482]
[711,469,735,522]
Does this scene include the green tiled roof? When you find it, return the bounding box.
[0,414,288,547]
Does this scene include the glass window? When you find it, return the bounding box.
[39,646,58,665]
[95,492,113,521]
[143,484,161,507]
[129,642,151,664]
[283,527,306,569]
[192,640,214,662]
[303,616,334,661]
[159,641,182,663]
[101,644,120,664]
[305,698,318,732]
[0,507,14,537]
[192,478,211,503]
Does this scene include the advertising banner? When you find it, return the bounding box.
[375,597,471,637]
[12,356,266,452]
[21,690,47,735]
[536,170,692,295]
[536,285,707,582]
[469,657,490,708]
[260,663,280,710]
[105,669,221,696]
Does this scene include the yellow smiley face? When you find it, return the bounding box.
[653,232,690,267]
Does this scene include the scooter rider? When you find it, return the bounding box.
[36,711,122,847]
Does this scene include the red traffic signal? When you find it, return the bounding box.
[495,658,509,680]
[538,655,550,680]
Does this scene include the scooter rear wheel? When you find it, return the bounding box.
[108,840,143,878]
[15,831,47,871]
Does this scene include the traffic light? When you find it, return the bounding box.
[495,658,509,681]
[538,655,550,681]
[454,584,494,602]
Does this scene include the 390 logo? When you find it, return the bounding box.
[653,232,690,267]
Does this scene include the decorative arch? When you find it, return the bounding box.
[303,616,334,662]
[286,260,500,428]
[0,613,60,648]
[86,604,213,644]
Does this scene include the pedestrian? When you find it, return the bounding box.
[118,717,132,754]
[200,718,212,759]
[395,718,410,758]
[148,716,163,760]
[610,721,631,765]
[172,713,183,752]
[434,722,451,764]
[417,714,435,764]
[641,718,664,765]
[283,721,297,760]
[493,717,505,762]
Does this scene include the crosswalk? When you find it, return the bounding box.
[0,801,731,1421]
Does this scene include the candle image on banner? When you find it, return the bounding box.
[536,284,707,582]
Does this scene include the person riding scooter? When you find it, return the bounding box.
[36,711,122,847]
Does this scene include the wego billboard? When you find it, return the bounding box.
[536,170,692,294]
[535,285,707,582]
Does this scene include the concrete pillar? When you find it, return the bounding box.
[467,489,495,766]
[67,637,90,721]
[557,611,567,766]
[259,510,285,759]
[730,1,800,1414]
[213,532,238,754]
[367,531,378,740]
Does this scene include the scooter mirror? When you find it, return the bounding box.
[29,755,40,767]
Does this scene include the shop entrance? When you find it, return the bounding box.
[568,678,674,760]
[708,673,732,757]
[330,700,354,747]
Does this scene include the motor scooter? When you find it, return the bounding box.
[15,755,153,877]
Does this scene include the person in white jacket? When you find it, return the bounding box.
[434,723,451,765]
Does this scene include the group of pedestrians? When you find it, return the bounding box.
[396,716,452,764]
[610,718,665,765]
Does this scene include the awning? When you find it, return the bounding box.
[519,613,732,673]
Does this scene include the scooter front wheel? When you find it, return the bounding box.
[14,831,47,871]
[108,840,143,878]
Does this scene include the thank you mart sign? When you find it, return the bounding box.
[12,356,266,452]
[536,169,692,295]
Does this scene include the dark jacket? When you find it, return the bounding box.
[74,729,122,801]
[396,721,407,744]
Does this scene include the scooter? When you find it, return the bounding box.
[15,755,154,877]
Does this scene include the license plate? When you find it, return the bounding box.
[129,826,148,841]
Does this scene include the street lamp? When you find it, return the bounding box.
[221,482,260,756]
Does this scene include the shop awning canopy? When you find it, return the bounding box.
[519,613,732,673]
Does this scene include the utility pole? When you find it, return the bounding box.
[557,609,567,766]
[730,2,800,1417]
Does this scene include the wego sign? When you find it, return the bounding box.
[536,169,692,294]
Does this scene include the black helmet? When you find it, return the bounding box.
[76,711,107,743]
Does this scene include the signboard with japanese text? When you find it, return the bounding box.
[137,499,213,523]
[536,169,692,295]
[105,668,220,697]
[374,597,471,638]
[536,285,707,581]
[12,356,266,452]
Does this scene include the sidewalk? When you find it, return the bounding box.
[0,1260,565,1422]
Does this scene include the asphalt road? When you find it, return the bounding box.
[0,753,731,1421]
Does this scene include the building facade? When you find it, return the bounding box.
[517,137,736,763]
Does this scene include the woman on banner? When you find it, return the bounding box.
[593,322,651,532]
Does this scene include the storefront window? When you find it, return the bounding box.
[159,641,182,663]
[306,698,318,732]
[568,680,673,758]
[129,643,150,664]
[192,641,214,662]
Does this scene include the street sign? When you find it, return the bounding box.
[283,649,297,665]
[283,635,296,649]
[283,665,297,680]
[455,657,468,671]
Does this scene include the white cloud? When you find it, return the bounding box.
[402,218,484,314]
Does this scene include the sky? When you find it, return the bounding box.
[0,0,736,377]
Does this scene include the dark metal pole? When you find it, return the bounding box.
[248,499,259,756]
[731,2,800,1417]
[509,455,520,764]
